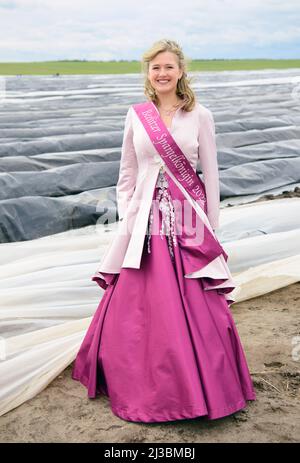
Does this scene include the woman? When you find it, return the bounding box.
[72,39,257,422]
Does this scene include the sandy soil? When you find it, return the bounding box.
[255,186,300,201]
[223,186,300,207]
[0,280,299,443]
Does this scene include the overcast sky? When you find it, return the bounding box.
[0,0,299,62]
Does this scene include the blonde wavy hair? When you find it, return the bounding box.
[141,38,197,112]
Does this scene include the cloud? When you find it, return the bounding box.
[0,0,299,61]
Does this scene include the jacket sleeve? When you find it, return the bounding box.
[197,108,220,230]
[116,106,138,221]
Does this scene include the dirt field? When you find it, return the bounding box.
[0,280,299,443]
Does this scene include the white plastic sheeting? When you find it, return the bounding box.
[0,197,300,417]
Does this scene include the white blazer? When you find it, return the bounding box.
[93,101,236,302]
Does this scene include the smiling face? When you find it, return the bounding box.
[148,51,183,98]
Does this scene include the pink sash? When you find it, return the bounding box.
[132,101,207,214]
[133,100,228,262]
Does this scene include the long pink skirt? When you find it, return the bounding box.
[72,170,257,422]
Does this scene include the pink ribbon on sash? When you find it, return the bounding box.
[132,101,207,214]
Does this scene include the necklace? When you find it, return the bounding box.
[157,100,183,116]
